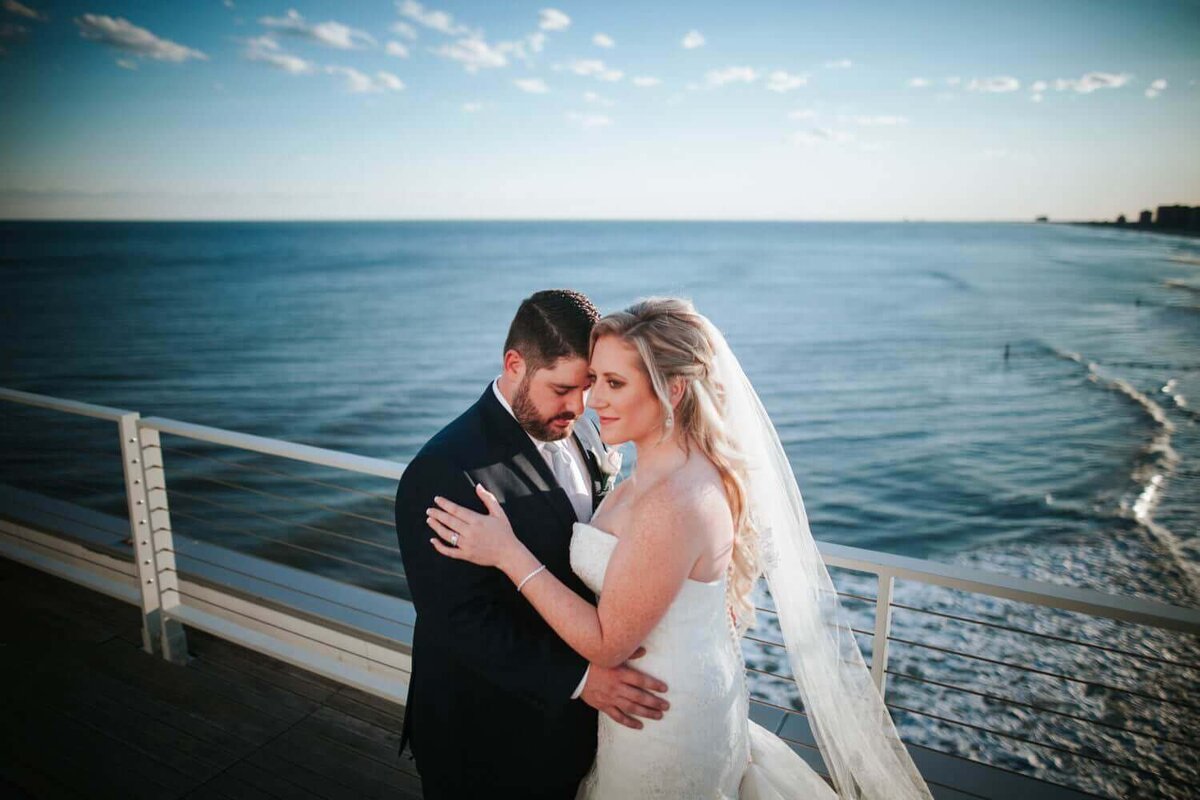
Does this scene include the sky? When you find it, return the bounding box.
[1,0,1198,221]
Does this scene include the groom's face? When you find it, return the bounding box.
[511,355,592,442]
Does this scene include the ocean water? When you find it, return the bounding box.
[2,221,1197,796]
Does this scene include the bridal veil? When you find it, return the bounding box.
[699,313,933,800]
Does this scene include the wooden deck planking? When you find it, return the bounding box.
[0,555,422,800]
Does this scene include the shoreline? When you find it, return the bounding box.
[1059,221,1200,240]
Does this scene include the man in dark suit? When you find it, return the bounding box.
[394,289,669,799]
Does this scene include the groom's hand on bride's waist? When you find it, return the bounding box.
[579,647,669,730]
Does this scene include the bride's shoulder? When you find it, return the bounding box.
[628,458,730,538]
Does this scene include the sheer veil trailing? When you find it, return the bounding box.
[699,314,933,800]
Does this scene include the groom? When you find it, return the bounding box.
[394,289,669,799]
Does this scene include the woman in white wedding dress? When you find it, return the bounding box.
[427,298,931,800]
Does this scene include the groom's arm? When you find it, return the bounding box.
[395,452,588,710]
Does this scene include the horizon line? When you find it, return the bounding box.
[0,217,1052,224]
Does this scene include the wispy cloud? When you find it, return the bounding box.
[374,72,405,91]
[243,35,315,74]
[567,111,611,128]
[397,1,478,38]
[1145,78,1167,99]
[823,58,852,69]
[845,114,908,126]
[766,70,808,93]
[433,37,508,71]
[462,101,482,112]
[539,9,571,31]
[705,66,758,87]
[681,30,705,49]
[385,41,410,58]
[583,90,614,106]
[966,76,1020,93]
[558,58,623,82]
[260,9,374,50]
[592,32,614,48]
[390,21,418,40]
[788,108,816,120]
[514,77,549,93]
[907,77,930,88]
[4,1,44,22]
[325,65,405,93]
[632,76,661,87]
[75,14,207,62]
[793,127,853,145]
[1052,71,1131,93]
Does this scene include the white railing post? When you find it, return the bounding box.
[134,423,190,665]
[871,572,894,695]
[118,413,163,656]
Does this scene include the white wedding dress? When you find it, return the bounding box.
[570,521,837,800]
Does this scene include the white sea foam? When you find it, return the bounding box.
[1047,344,1197,595]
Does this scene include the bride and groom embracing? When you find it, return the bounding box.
[394,290,931,799]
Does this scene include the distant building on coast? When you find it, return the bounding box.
[1063,205,1199,236]
[1156,205,1200,231]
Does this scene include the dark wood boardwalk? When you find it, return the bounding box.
[0,556,423,800]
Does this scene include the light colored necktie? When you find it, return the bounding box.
[544,439,574,490]
[544,439,590,522]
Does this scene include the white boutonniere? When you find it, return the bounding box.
[599,448,622,491]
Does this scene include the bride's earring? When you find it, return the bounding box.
[664,411,674,430]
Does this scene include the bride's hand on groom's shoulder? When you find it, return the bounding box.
[580,647,670,731]
[427,484,526,572]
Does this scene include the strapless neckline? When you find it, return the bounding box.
[572,521,724,587]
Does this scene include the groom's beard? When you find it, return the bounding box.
[512,376,575,442]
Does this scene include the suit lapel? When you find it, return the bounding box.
[478,384,579,528]
[572,418,611,511]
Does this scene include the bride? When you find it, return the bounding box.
[426,297,931,799]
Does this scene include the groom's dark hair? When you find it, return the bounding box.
[504,289,600,372]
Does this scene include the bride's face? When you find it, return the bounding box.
[587,334,662,446]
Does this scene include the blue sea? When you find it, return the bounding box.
[2,221,1197,797]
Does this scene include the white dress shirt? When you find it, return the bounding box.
[492,378,592,699]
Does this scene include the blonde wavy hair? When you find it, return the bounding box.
[590,297,761,632]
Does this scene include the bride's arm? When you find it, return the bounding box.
[428,483,705,668]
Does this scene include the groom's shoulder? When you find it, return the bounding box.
[412,394,489,468]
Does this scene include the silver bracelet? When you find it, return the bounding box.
[516,563,547,593]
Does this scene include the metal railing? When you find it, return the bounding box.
[2,386,1197,800]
